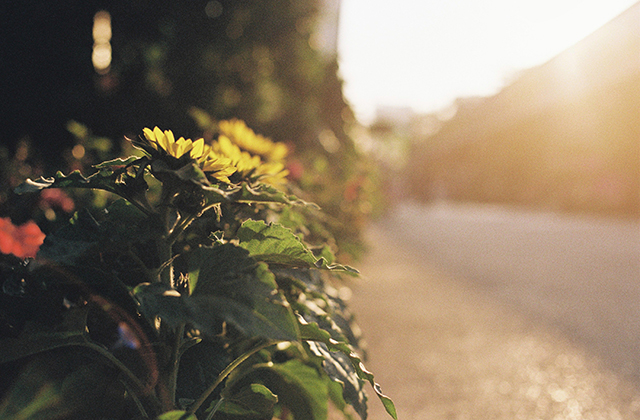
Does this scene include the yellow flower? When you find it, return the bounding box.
[141,127,236,183]
[143,127,202,160]
[197,145,236,183]
[215,135,260,176]
[253,161,289,187]
[218,119,288,162]
[214,135,288,186]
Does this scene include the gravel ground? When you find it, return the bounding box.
[347,223,640,420]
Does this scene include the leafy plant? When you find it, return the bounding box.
[0,123,395,420]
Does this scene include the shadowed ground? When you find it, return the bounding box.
[348,203,640,419]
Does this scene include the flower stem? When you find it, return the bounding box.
[185,340,273,417]
[156,197,184,410]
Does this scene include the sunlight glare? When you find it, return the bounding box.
[338,0,640,122]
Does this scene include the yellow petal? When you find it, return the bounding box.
[164,129,175,144]
[190,138,205,159]
[173,138,191,158]
[143,127,155,140]
[210,166,236,183]
[153,127,169,151]
[196,144,213,163]
[142,127,159,150]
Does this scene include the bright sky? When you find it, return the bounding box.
[337,0,639,123]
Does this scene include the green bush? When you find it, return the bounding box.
[0,124,395,420]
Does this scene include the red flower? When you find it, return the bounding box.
[286,160,304,181]
[0,217,46,259]
[40,188,75,213]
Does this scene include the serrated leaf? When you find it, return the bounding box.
[94,156,143,168]
[275,268,364,355]
[201,184,233,206]
[300,322,397,419]
[187,243,260,297]
[15,168,131,194]
[136,287,297,341]
[15,167,152,214]
[238,220,317,266]
[307,341,367,419]
[232,183,319,208]
[238,220,358,273]
[142,244,300,341]
[15,170,91,194]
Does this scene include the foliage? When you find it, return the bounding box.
[0,124,395,420]
[2,0,376,260]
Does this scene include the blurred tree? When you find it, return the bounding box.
[1,0,351,157]
[0,0,374,257]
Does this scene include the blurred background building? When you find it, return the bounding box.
[378,2,640,216]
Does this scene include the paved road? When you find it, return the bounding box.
[348,201,640,419]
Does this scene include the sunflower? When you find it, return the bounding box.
[141,127,204,160]
[215,135,260,176]
[134,127,236,183]
[252,161,289,187]
[218,119,288,162]
[214,135,288,186]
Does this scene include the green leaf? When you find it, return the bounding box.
[15,170,92,194]
[190,294,297,341]
[103,197,148,225]
[249,383,277,402]
[37,201,156,265]
[307,341,367,419]
[217,383,278,417]
[156,410,197,420]
[138,244,300,341]
[189,244,298,340]
[94,156,142,168]
[0,381,63,420]
[300,322,398,419]
[201,184,233,206]
[198,182,319,209]
[176,340,229,404]
[14,166,152,214]
[0,307,88,365]
[264,360,330,420]
[16,169,124,194]
[151,160,209,186]
[224,359,331,420]
[238,220,358,273]
[238,220,316,266]
[328,379,355,420]
[187,243,259,297]
[274,268,363,349]
[232,183,319,208]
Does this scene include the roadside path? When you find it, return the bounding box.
[348,220,640,420]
